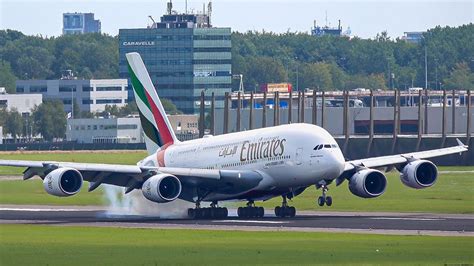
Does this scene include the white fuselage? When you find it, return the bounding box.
[141,123,345,202]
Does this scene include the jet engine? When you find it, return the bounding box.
[142,173,182,203]
[348,169,387,198]
[400,160,438,189]
[43,168,83,197]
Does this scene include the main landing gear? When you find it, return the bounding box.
[238,201,265,218]
[188,201,228,219]
[317,185,332,207]
[274,196,296,218]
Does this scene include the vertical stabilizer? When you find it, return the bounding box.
[126,52,178,154]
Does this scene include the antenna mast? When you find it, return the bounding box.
[167,0,173,15]
[207,1,212,25]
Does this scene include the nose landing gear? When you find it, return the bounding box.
[317,185,332,207]
[274,196,296,218]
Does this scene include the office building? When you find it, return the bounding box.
[15,79,128,113]
[63,12,101,35]
[119,1,232,113]
[0,93,43,115]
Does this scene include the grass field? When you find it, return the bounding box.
[0,151,473,214]
[0,225,472,265]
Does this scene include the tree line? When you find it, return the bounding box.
[0,24,473,94]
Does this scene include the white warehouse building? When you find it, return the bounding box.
[66,115,200,144]
[0,93,43,115]
[15,79,128,113]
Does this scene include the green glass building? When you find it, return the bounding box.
[119,11,231,114]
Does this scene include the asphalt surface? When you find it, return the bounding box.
[1,206,473,236]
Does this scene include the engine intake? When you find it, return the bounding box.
[43,168,83,197]
[400,160,438,189]
[142,173,182,203]
[348,169,387,198]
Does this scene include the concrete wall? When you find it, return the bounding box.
[213,106,473,136]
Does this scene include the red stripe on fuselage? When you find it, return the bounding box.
[144,89,174,146]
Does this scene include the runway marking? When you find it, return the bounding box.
[0,208,95,212]
[369,217,444,221]
[213,220,290,224]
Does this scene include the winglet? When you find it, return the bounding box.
[456,138,467,147]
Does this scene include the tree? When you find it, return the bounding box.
[4,108,23,142]
[443,62,474,90]
[161,98,182,115]
[0,61,17,93]
[300,62,334,91]
[33,101,66,141]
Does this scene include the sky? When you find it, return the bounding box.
[0,0,473,39]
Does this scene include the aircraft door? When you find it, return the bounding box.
[295,148,303,165]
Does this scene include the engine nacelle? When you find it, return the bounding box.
[43,168,83,197]
[349,169,387,198]
[142,173,182,203]
[400,160,438,189]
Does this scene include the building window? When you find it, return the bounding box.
[96,99,122,104]
[59,86,76,92]
[117,124,138,130]
[83,86,93,91]
[82,99,93,104]
[63,99,72,105]
[16,87,24,93]
[30,86,47,92]
[93,125,98,130]
[96,87,122,91]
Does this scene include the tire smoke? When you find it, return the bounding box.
[102,185,193,219]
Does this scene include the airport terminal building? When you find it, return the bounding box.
[119,7,232,114]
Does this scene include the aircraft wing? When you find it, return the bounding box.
[341,139,468,175]
[0,160,263,195]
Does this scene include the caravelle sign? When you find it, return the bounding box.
[122,41,155,46]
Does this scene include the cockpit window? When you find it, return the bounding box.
[331,144,337,148]
[324,144,331,148]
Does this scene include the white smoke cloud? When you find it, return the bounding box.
[102,185,194,219]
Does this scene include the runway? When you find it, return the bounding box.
[1,205,473,236]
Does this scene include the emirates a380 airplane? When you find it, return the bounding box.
[0,53,468,219]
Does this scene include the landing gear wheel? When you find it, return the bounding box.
[318,196,325,206]
[288,206,296,217]
[274,196,296,218]
[325,196,332,206]
[239,202,265,219]
[188,208,196,219]
[274,206,281,217]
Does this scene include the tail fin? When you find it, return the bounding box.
[126,52,178,154]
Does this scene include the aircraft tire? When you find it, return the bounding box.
[318,196,325,206]
[325,196,333,206]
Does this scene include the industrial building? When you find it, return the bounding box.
[15,79,128,114]
[119,1,232,114]
[403,32,425,44]
[0,93,42,115]
[66,114,199,144]
[63,12,101,35]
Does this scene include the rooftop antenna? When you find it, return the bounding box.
[167,0,173,15]
[325,10,328,27]
[207,1,212,25]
